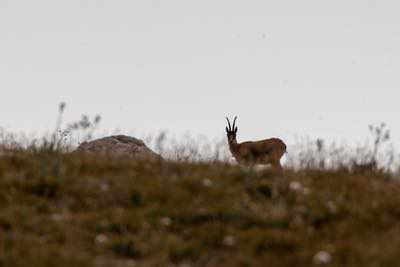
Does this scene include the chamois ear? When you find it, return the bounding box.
[226,127,229,133]
[234,127,238,133]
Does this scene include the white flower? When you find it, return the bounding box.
[51,214,64,222]
[160,217,172,227]
[223,235,236,246]
[125,259,137,267]
[289,181,303,192]
[95,234,108,244]
[303,187,311,195]
[100,182,110,191]
[313,251,332,265]
[202,179,213,187]
[327,201,338,213]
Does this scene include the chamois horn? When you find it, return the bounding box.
[232,116,238,132]
[226,117,232,132]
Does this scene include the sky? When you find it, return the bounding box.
[1,0,400,148]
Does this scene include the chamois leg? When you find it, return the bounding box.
[271,161,284,176]
[242,163,255,189]
[266,161,283,199]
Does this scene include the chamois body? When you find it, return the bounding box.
[226,117,286,172]
[228,138,286,170]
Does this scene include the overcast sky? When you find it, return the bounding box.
[1,0,400,147]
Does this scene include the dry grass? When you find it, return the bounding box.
[1,147,400,267]
[1,104,399,266]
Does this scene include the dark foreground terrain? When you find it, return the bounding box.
[0,150,400,267]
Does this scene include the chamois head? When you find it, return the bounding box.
[225,116,238,143]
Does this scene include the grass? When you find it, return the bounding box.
[1,147,400,267]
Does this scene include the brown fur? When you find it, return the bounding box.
[226,117,286,172]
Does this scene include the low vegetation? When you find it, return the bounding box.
[0,148,400,267]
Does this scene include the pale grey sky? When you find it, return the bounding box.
[1,0,400,147]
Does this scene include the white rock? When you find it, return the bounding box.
[75,135,162,161]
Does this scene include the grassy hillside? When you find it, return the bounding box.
[1,149,400,267]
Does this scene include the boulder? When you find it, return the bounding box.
[75,135,162,161]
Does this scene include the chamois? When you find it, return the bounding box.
[225,116,286,172]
